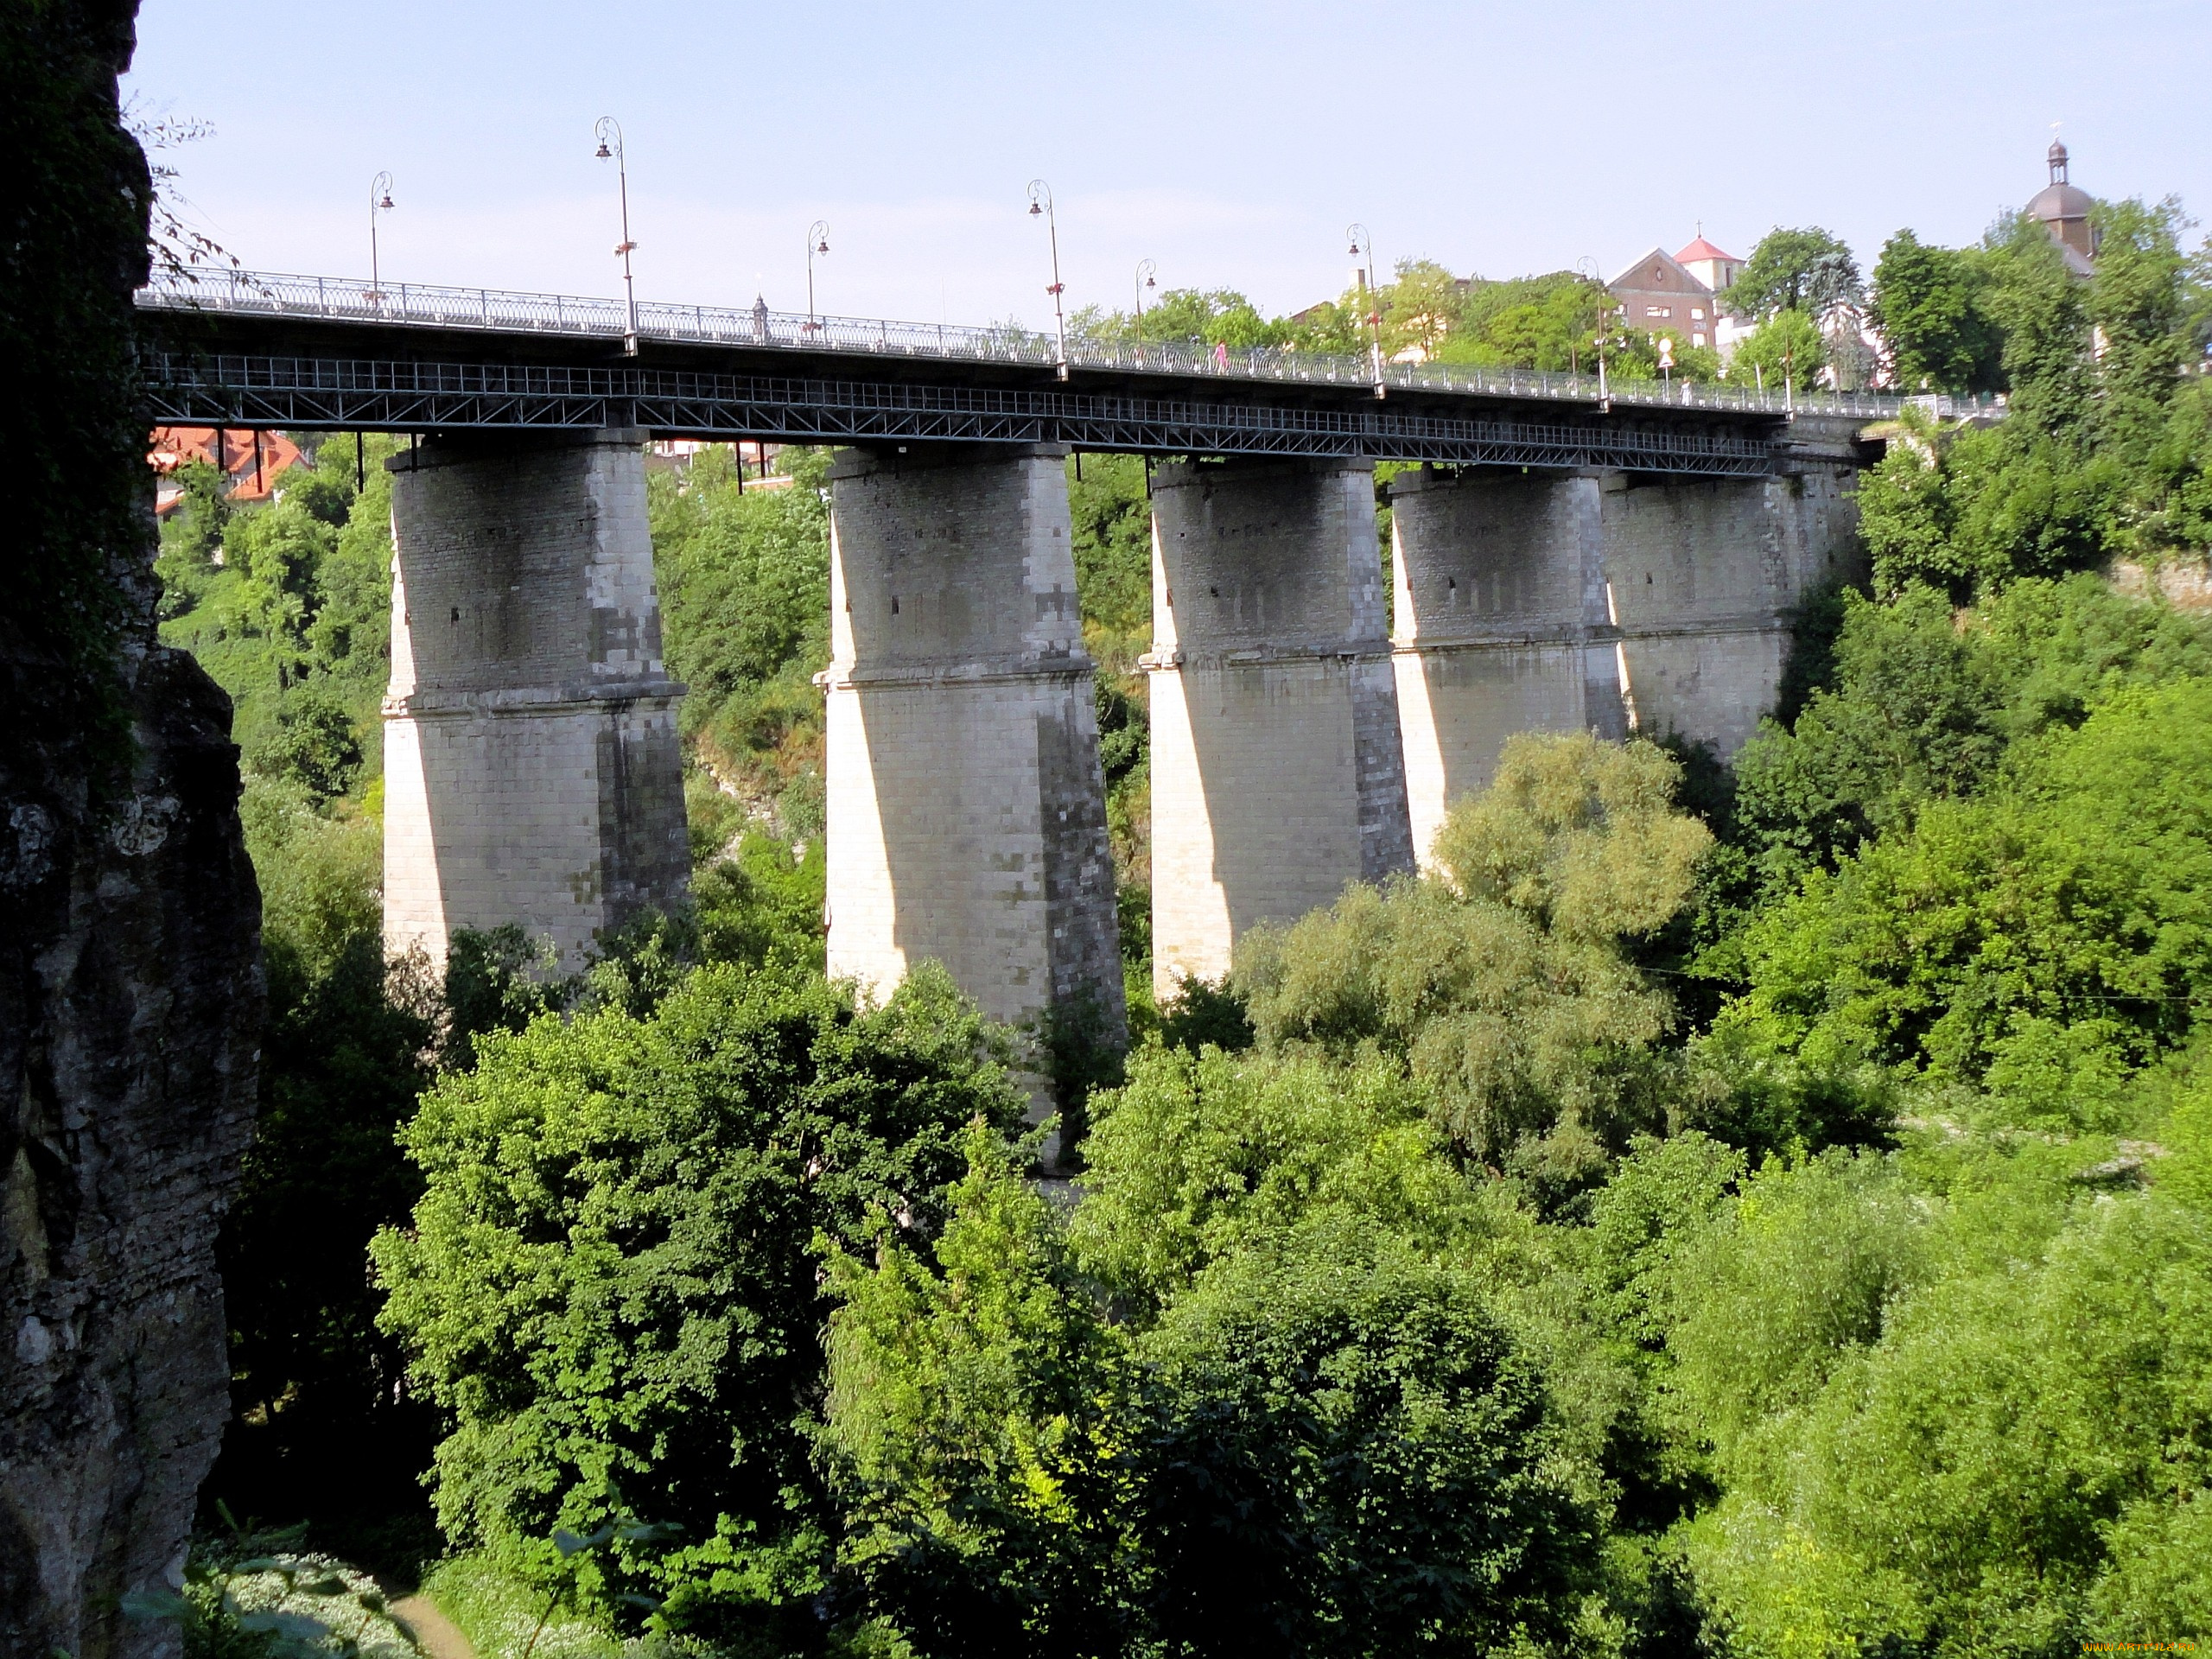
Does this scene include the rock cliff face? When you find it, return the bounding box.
[0,5,262,1656]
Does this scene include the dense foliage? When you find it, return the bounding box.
[1862,204,2212,594]
[372,964,1021,1646]
[650,446,833,839]
[1236,734,1710,1192]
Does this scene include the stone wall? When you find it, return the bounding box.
[822,444,1122,1034]
[1147,458,1414,988]
[383,430,689,972]
[2,5,262,1654]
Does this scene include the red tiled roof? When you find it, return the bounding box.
[148,426,305,504]
[1675,236,1738,264]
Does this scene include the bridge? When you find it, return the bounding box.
[135,267,1905,475]
[137,269,1889,1065]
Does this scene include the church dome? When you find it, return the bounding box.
[2029,137,2092,224]
[2028,181,2094,223]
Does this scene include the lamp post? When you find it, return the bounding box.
[368,173,394,309]
[805,220,830,337]
[1347,223,1383,397]
[1573,255,1597,382]
[1027,180,1068,380]
[594,117,639,356]
[1133,257,1156,365]
[1577,255,1611,410]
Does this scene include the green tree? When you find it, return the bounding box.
[372,962,1022,1644]
[1870,229,2004,393]
[1077,287,1287,352]
[1236,733,1711,1185]
[250,683,362,803]
[1727,308,1825,392]
[154,456,233,614]
[1719,679,2212,1116]
[648,451,833,836]
[1065,452,1152,659]
[1380,257,1465,359]
[1070,1046,1495,1315]
[1130,1220,1597,1656]
[2087,196,2196,455]
[1728,226,1855,320]
[1440,271,1610,372]
[1675,1103,2212,1654]
[1980,211,2093,436]
[693,828,828,974]
[822,1127,1136,1656]
[1730,584,2001,883]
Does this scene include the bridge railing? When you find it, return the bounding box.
[137,267,1913,420]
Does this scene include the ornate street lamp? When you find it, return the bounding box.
[1577,255,1611,409]
[1347,223,1383,396]
[1027,180,1069,380]
[1133,257,1156,365]
[805,220,830,337]
[594,117,639,355]
[368,172,395,309]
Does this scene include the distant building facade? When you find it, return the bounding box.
[1606,239,1733,352]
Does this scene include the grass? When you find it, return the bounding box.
[420,1554,629,1659]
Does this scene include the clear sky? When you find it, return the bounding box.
[123,0,2210,329]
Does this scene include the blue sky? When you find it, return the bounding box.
[124,0,2210,328]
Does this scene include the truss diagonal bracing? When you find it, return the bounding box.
[143,353,1779,478]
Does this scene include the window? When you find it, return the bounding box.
[1691,308,1706,321]
[1693,332,1707,347]
[1647,305,1672,318]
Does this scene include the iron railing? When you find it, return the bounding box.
[137,266,1915,421]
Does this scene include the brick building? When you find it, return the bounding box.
[1605,243,1727,351]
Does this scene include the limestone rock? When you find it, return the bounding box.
[1,3,263,1653]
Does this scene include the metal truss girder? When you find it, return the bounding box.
[144,353,1777,478]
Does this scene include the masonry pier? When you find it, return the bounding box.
[821,443,1124,1038]
[1388,468,1627,869]
[1145,457,1414,995]
[1389,447,1862,868]
[382,429,690,970]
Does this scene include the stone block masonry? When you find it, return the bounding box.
[822,444,1124,1039]
[1389,460,1863,868]
[1147,457,1415,995]
[1598,465,1863,758]
[1389,467,1627,870]
[383,429,689,972]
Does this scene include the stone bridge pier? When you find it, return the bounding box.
[383,428,690,971]
[1387,468,1628,868]
[1389,450,1862,867]
[821,443,1124,1038]
[1144,457,1414,994]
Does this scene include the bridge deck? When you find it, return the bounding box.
[135,269,1916,476]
